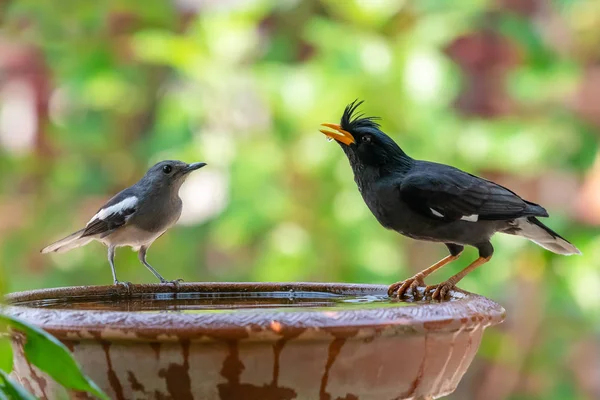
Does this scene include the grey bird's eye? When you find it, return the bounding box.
[162,165,172,174]
[362,135,372,143]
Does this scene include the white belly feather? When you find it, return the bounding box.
[99,225,166,251]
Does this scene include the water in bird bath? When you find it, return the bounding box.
[11,290,430,313]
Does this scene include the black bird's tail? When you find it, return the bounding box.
[512,217,581,255]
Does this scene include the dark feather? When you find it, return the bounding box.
[81,190,138,237]
[399,162,548,222]
[527,216,570,242]
[82,207,135,237]
[340,99,380,133]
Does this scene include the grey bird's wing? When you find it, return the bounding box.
[81,189,139,237]
[398,162,548,222]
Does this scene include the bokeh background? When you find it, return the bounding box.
[0,0,599,399]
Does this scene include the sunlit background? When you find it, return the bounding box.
[0,0,599,399]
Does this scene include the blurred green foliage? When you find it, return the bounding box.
[0,316,107,399]
[0,0,599,399]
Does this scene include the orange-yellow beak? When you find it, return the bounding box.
[319,123,355,146]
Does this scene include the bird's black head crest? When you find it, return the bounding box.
[340,100,381,133]
[332,100,411,174]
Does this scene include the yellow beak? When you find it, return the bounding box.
[319,123,355,146]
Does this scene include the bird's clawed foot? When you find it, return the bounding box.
[160,278,184,287]
[388,276,457,301]
[425,281,455,301]
[113,280,132,294]
[388,273,426,298]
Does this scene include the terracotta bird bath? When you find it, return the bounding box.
[5,283,505,399]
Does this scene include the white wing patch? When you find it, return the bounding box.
[460,214,479,222]
[88,196,138,225]
[430,208,444,218]
[430,208,478,222]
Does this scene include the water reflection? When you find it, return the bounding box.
[13,291,430,313]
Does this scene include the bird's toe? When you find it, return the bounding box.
[163,279,184,288]
[388,281,411,298]
[387,281,403,297]
[113,280,133,295]
[409,274,425,289]
[427,282,454,301]
[388,275,426,299]
[440,286,448,299]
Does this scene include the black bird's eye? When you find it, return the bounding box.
[362,135,372,144]
[162,165,173,174]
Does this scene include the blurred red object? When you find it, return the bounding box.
[575,155,600,226]
[496,0,542,16]
[445,26,521,117]
[0,40,51,157]
[573,66,600,129]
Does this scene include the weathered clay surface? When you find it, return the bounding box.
[5,282,505,400]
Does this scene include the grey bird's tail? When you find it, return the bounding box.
[512,217,581,255]
[41,229,92,253]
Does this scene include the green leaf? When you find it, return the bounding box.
[0,315,108,400]
[0,332,13,373]
[0,370,37,400]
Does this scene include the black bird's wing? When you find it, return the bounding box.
[81,190,138,237]
[398,162,547,222]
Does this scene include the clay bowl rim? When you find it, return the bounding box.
[4,282,506,342]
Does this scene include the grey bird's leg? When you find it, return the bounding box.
[108,245,131,291]
[138,246,183,286]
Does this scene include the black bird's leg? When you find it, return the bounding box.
[427,242,494,300]
[388,244,464,298]
[108,245,131,291]
[138,246,183,286]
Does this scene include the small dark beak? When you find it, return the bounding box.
[184,162,207,173]
[319,123,355,145]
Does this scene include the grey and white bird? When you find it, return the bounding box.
[41,160,206,286]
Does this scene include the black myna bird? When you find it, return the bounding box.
[320,101,581,300]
